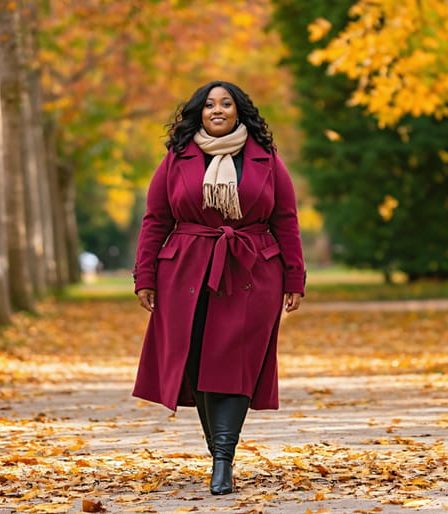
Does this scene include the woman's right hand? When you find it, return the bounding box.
[137,288,156,312]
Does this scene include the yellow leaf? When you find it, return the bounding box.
[324,129,342,141]
[308,18,332,42]
[403,498,432,508]
[293,457,309,469]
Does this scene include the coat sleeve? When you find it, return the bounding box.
[269,150,307,296]
[132,151,176,294]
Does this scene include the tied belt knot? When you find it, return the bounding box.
[174,221,270,295]
[220,225,235,240]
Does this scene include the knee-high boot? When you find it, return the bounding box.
[204,392,250,495]
[191,389,213,455]
[185,270,213,455]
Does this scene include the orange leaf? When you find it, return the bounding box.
[82,498,106,512]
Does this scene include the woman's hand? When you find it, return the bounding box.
[137,288,156,313]
[284,293,301,313]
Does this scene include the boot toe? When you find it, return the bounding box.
[210,459,233,495]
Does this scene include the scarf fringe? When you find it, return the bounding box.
[202,183,242,220]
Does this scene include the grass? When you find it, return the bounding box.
[56,268,448,303]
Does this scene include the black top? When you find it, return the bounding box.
[203,149,244,185]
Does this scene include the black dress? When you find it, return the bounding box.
[185,149,244,391]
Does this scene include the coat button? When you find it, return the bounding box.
[189,287,195,294]
[243,282,252,290]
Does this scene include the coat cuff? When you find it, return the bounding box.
[283,269,307,296]
[133,268,156,294]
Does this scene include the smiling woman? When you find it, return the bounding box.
[202,87,238,136]
[132,80,306,496]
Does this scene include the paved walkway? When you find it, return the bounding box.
[1,371,447,513]
[0,299,447,513]
[303,298,448,312]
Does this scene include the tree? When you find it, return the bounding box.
[38,0,301,268]
[307,0,448,127]
[0,93,11,324]
[272,0,448,280]
[0,1,74,323]
[0,1,35,310]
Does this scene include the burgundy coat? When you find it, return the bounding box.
[132,135,306,411]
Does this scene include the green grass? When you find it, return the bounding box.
[55,269,448,303]
[55,274,135,302]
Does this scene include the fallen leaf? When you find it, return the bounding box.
[82,498,106,512]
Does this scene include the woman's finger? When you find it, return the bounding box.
[149,291,156,311]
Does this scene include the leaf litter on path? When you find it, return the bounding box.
[0,298,447,512]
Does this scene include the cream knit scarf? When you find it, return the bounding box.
[193,123,248,220]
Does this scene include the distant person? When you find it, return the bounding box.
[79,251,101,282]
[132,81,306,495]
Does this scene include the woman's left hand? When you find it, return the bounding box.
[283,293,301,313]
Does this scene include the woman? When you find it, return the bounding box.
[132,81,306,495]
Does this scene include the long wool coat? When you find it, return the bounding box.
[132,135,306,411]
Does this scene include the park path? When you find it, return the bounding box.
[303,298,448,312]
[0,298,447,513]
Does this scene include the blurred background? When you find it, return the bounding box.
[1,0,447,321]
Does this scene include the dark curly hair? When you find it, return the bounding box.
[166,81,274,154]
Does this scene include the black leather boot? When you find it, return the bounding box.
[192,389,213,456]
[205,392,250,495]
[185,274,213,456]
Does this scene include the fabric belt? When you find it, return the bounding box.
[173,221,270,295]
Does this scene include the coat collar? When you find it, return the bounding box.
[176,133,272,224]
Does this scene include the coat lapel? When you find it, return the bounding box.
[177,134,272,222]
[238,135,272,220]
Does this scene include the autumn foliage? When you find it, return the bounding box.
[273,0,448,279]
[38,0,299,234]
[308,0,448,127]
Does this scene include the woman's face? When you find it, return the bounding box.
[201,86,238,137]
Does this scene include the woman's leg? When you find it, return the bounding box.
[204,392,250,494]
[185,271,213,455]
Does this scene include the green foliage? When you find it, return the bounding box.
[272,0,448,279]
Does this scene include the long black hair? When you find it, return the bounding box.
[166,81,274,154]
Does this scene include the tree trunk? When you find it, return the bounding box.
[0,1,34,311]
[0,96,12,324]
[383,268,393,284]
[43,118,69,289]
[18,2,47,298]
[32,74,58,289]
[60,162,80,283]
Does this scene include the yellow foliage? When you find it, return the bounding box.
[308,0,448,126]
[299,206,323,232]
[378,194,399,221]
[105,187,134,228]
[308,17,332,42]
